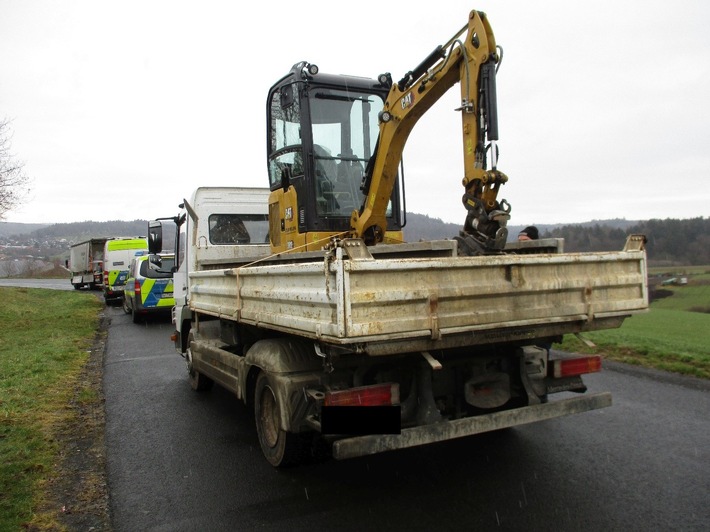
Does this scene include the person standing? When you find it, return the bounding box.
[518,226,539,241]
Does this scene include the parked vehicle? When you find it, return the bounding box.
[102,237,148,304]
[151,9,649,467]
[68,238,107,290]
[123,252,175,323]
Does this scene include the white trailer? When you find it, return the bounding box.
[68,238,107,290]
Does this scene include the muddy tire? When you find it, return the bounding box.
[254,372,307,467]
[186,341,213,392]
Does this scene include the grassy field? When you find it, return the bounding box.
[0,287,103,531]
[560,271,710,378]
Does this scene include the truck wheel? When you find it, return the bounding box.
[254,372,306,467]
[186,342,213,392]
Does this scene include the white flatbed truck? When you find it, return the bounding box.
[152,187,647,466]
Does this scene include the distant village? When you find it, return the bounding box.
[0,219,149,277]
[0,234,73,277]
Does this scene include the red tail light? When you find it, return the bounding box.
[134,280,141,294]
[324,383,399,406]
[550,355,602,378]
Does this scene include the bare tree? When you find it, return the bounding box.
[0,118,31,220]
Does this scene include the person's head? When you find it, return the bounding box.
[518,226,539,241]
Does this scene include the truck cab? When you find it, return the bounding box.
[148,187,271,353]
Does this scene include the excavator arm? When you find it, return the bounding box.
[351,9,511,252]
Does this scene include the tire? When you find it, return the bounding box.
[186,342,213,392]
[131,304,141,324]
[254,372,307,467]
[122,296,131,314]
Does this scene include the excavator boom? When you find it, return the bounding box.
[352,9,510,251]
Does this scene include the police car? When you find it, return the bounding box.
[122,252,175,323]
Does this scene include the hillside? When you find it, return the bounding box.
[2,216,707,268]
[0,222,49,238]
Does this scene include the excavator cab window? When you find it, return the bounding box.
[308,88,378,217]
[307,87,401,225]
[268,83,304,190]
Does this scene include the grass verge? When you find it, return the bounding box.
[0,287,106,531]
[560,308,710,379]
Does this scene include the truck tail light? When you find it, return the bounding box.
[550,355,602,378]
[324,383,399,406]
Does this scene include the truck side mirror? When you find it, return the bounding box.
[148,220,163,254]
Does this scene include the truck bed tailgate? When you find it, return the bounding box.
[188,247,647,352]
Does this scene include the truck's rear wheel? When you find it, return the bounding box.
[254,372,306,467]
[186,341,213,392]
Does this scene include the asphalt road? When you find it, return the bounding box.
[100,303,710,532]
[0,277,75,290]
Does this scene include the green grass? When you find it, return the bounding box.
[651,280,710,313]
[560,273,710,378]
[0,287,102,531]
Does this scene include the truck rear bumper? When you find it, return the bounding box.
[331,392,612,460]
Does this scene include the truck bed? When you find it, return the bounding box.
[188,238,648,355]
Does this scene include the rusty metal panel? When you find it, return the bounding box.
[189,249,648,345]
[190,260,345,338]
[343,250,647,339]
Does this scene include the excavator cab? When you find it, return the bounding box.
[266,62,404,253]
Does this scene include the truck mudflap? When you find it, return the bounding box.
[330,392,612,460]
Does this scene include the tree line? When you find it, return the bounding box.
[542,217,710,266]
[403,214,710,266]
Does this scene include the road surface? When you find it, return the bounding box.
[0,277,75,290]
[101,304,710,531]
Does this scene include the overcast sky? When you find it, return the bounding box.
[1,0,708,227]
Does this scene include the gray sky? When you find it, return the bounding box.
[1,0,708,226]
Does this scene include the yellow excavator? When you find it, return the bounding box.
[266,9,510,255]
